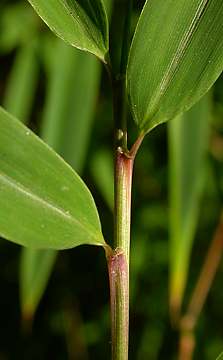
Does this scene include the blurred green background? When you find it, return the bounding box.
[0,1,223,359]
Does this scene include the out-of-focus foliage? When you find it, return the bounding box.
[168,94,211,317]
[91,149,114,211]
[20,248,57,321]
[3,43,38,123]
[0,1,223,360]
[20,38,102,320]
[216,352,223,360]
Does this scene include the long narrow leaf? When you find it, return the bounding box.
[168,94,211,316]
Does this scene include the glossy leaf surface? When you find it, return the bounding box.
[0,107,105,249]
[27,0,109,61]
[127,0,223,133]
[168,94,211,314]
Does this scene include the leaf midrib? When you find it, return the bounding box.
[142,0,211,128]
[0,172,102,243]
[59,0,105,55]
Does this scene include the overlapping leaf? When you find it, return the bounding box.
[27,0,109,62]
[127,0,223,133]
[0,107,105,249]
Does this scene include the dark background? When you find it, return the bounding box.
[0,1,223,359]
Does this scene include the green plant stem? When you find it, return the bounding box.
[107,2,138,358]
[178,213,223,360]
[108,247,129,360]
[107,135,144,360]
[108,148,133,360]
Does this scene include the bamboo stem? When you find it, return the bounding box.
[108,148,134,360]
[107,2,141,358]
[107,134,144,360]
[108,248,129,360]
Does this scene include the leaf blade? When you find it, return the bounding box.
[127,0,223,133]
[27,0,109,61]
[0,107,104,249]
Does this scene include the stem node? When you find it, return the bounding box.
[108,249,129,360]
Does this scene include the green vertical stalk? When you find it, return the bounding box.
[106,2,140,359]
[107,148,133,360]
[114,148,133,262]
[107,135,143,360]
[108,248,129,360]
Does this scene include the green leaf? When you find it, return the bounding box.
[20,39,102,318]
[3,43,39,124]
[127,0,223,133]
[168,94,211,316]
[0,106,105,249]
[20,248,57,319]
[27,0,109,62]
[103,0,113,19]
